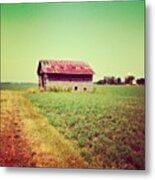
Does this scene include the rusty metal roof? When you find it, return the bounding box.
[39,60,95,75]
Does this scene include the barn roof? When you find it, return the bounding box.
[38,60,95,75]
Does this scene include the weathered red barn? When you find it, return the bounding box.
[37,60,95,91]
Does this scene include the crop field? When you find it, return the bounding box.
[0,90,86,168]
[0,83,144,169]
[24,85,145,169]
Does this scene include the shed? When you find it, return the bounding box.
[37,60,95,91]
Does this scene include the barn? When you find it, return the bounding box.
[37,60,95,91]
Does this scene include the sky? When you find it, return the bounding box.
[1,0,144,82]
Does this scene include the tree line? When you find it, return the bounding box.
[95,75,145,85]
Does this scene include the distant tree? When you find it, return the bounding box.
[125,75,135,85]
[103,76,116,85]
[96,80,105,85]
[136,78,145,85]
[115,77,122,85]
[103,76,109,84]
[110,76,115,85]
[96,76,123,85]
[103,79,106,84]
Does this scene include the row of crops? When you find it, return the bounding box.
[25,85,145,169]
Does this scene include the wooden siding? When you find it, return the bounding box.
[46,74,92,82]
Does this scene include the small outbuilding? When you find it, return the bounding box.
[37,60,95,91]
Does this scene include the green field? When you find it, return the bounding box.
[24,85,145,169]
[0,82,37,91]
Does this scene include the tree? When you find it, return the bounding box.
[125,75,135,85]
[136,78,145,85]
[115,77,122,85]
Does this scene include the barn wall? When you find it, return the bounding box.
[46,74,92,82]
[38,75,43,87]
[38,75,45,88]
[46,81,93,92]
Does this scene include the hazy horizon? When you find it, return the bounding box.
[1,1,144,83]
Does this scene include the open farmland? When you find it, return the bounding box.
[25,85,145,169]
[0,91,87,168]
[0,82,37,91]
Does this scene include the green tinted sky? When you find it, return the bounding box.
[1,1,144,82]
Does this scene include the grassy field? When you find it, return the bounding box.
[0,91,86,168]
[24,85,145,169]
[0,82,37,91]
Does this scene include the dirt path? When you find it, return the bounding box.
[0,91,86,168]
[0,92,34,167]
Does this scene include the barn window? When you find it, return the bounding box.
[84,87,87,91]
[74,86,78,91]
